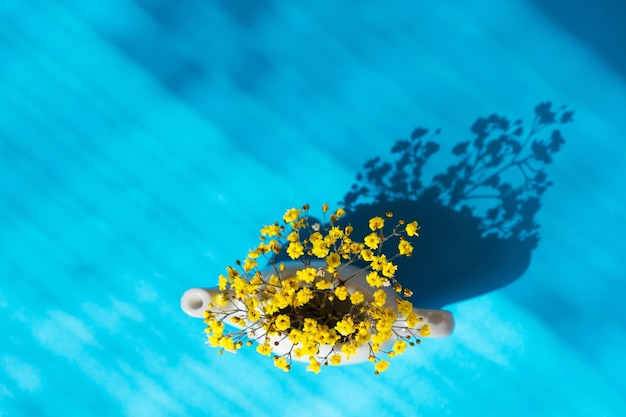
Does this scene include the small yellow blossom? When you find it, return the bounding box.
[397,299,413,316]
[306,357,321,374]
[218,275,228,291]
[215,293,229,307]
[256,343,272,356]
[375,359,389,373]
[366,271,384,287]
[341,342,358,359]
[303,318,318,333]
[326,253,341,272]
[283,207,300,223]
[286,241,304,259]
[393,339,407,355]
[406,221,419,237]
[335,208,346,218]
[334,316,355,336]
[373,290,387,307]
[311,241,330,258]
[382,261,398,278]
[274,356,290,372]
[295,267,317,283]
[406,312,418,328]
[370,254,387,271]
[420,324,431,337]
[334,286,349,301]
[368,216,385,231]
[287,231,299,242]
[243,258,258,272]
[275,314,291,331]
[360,248,374,261]
[260,224,281,237]
[315,279,332,290]
[364,232,381,249]
[398,239,414,256]
[248,309,261,321]
[355,329,370,345]
[329,354,342,366]
[294,287,314,307]
[350,291,365,305]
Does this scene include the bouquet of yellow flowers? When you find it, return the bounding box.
[194,204,451,375]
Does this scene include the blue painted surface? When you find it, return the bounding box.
[1,1,625,416]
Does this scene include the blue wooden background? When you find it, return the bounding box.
[1,1,625,416]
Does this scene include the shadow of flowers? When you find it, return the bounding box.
[335,102,574,308]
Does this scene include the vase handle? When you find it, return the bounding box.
[181,288,216,318]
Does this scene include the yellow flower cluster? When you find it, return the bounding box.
[203,204,427,375]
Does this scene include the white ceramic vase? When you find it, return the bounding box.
[181,261,454,364]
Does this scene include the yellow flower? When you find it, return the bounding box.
[381,261,398,278]
[322,203,329,213]
[281,277,299,293]
[309,231,323,242]
[274,356,290,372]
[219,336,235,351]
[360,248,374,261]
[283,207,301,223]
[248,309,261,321]
[303,318,318,333]
[341,342,358,359]
[315,279,331,290]
[406,221,419,237]
[275,314,291,331]
[243,258,258,272]
[420,324,431,337]
[256,343,272,356]
[215,293,229,307]
[295,267,317,283]
[334,316,355,336]
[398,239,414,256]
[393,339,407,355]
[355,329,370,345]
[311,241,330,258]
[397,299,413,316]
[370,254,387,271]
[288,329,303,343]
[326,252,341,272]
[373,290,387,307]
[334,286,349,301]
[350,291,365,305]
[329,354,342,366]
[328,226,344,241]
[218,275,228,291]
[364,232,381,249]
[368,216,385,231]
[375,359,389,373]
[306,357,321,374]
[406,312,418,328]
[269,240,281,253]
[260,224,281,237]
[286,241,304,259]
[366,271,384,287]
[294,287,314,307]
[287,231,299,242]
[335,208,346,218]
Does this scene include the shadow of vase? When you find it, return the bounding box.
[335,198,533,309]
[273,102,575,309]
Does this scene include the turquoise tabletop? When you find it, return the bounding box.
[1,1,625,416]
